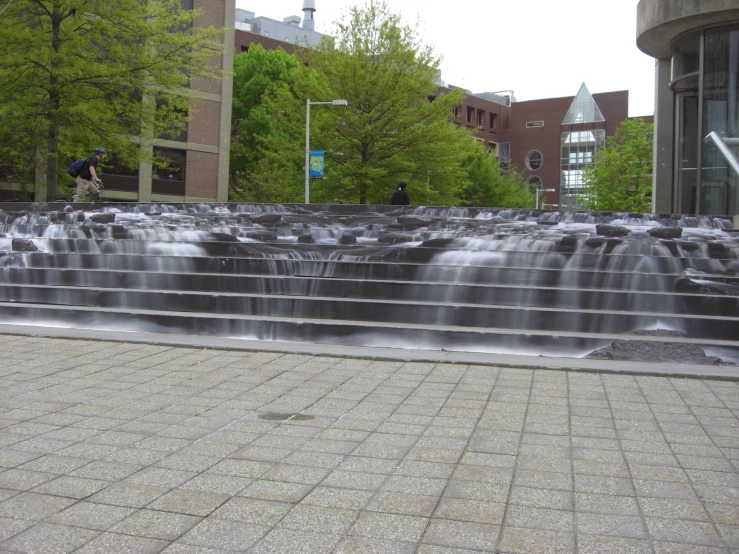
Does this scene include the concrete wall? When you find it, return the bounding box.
[637,0,739,58]
[651,58,673,214]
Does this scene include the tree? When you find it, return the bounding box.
[260,0,474,205]
[579,119,654,212]
[461,144,535,208]
[0,0,224,201]
[229,44,300,200]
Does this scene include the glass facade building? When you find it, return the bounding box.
[672,24,739,215]
[560,130,606,209]
[638,1,739,217]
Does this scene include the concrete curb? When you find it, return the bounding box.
[1,323,737,381]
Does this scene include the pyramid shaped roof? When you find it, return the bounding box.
[562,83,605,125]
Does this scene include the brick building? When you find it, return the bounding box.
[102,0,236,203]
[0,0,236,203]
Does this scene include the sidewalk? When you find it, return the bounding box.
[0,334,737,553]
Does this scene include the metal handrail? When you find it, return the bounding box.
[705,131,739,175]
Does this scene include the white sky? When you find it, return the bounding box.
[235,0,656,117]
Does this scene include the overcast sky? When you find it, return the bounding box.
[235,0,656,117]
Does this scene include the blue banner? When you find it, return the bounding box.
[309,151,325,179]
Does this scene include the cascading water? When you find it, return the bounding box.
[0,202,737,365]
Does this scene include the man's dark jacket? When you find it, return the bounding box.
[391,189,410,205]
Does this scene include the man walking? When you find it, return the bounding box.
[391,180,410,205]
[76,147,106,201]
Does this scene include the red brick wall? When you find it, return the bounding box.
[186,151,219,198]
[192,0,225,95]
[443,89,511,147]
[189,99,221,147]
[500,91,630,194]
[234,29,296,54]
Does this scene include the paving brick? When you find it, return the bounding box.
[577,513,648,539]
[32,475,111,499]
[109,508,201,540]
[0,491,75,520]
[351,511,429,543]
[75,531,168,554]
[0,522,98,553]
[0,517,33,542]
[645,517,725,546]
[48,501,135,531]
[211,497,292,525]
[422,519,499,551]
[498,526,575,554]
[147,489,230,517]
[88,483,168,508]
[335,535,417,554]
[252,527,342,554]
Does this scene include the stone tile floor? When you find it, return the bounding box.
[0,334,736,553]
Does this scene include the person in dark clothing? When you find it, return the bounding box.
[76,147,106,201]
[391,180,410,205]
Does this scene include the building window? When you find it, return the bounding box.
[156,96,188,143]
[477,109,485,126]
[0,164,33,184]
[526,121,545,128]
[488,142,497,153]
[153,147,186,196]
[452,107,460,119]
[180,0,193,10]
[498,142,511,163]
[527,175,543,189]
[466,106,474,123]
[427,96,436,103]
[525,150,543,171]
[490,113,498,130]
[100,157,139,193]
[498,142,511,173]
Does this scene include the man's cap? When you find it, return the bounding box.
[94,147,106,154]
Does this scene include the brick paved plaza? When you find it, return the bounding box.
[0,334,737,553]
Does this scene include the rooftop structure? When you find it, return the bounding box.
[235,1,324,46]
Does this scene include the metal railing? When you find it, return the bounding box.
[705,131,739,175]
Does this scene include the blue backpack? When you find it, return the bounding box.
[67,158,87,178]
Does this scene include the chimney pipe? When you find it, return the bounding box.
[302,0,316,31]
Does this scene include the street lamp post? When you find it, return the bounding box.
[305,98,348,204]
[536,188,556,210]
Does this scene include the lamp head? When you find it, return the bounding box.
[332,99,348,106]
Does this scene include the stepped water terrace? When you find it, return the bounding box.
[1,202,738,366]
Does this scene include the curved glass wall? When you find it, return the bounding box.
[701,25,739,215]
[671,24,739,216]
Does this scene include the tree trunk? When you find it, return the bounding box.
[359,144,368,204]
[44,2,63,202]
[45,125,59,202]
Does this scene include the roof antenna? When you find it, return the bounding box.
[302,0,316,31]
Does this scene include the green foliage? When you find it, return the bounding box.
[239,1,475,205]
[461,144,535,208]
[0,0,224,200]
[228,1,541,209]
[229,45,300,200]
[579,119,654,212]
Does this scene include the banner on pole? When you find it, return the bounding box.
[309,151,325,179]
